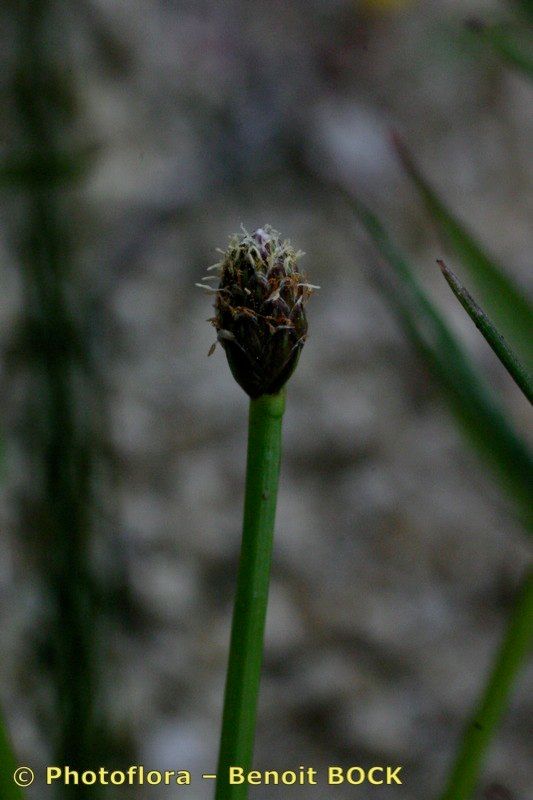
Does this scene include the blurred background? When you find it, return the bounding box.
[0,0,531,798]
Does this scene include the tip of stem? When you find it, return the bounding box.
[436,259,461,291]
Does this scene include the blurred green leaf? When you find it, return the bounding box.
[440,568,533,800]
[354,200,533,530]
[393,134,533,371]
[438,260,533,403]
[513,0,533,24]
[0,709,24,800]
[489,24,533,77]
[470,21,533,78]
[0,147,97,188]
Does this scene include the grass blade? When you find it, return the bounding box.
[438,260,533,403]
[393,134,533,370]
[486,24,533,79]
[354,200,533,528]
[513,0,533,24]
[440,570,533,800]
[465,18,533,79]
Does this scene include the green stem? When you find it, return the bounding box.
[440,570,533,800]
[14,2,98,791]
[215,391,285,800]
[438,261,533,404]
[0,709,24,800]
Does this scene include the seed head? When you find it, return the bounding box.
[199,226,317,398]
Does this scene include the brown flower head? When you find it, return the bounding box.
[198,226,317,398]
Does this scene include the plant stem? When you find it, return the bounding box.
[215,391,285,800]
[440,570,533,800]
[14,2,98,792]
[438,261,532,404]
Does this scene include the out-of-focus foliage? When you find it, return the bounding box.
[0,710,24,800]
[354,200,533,530]
[439,569,533,800]
[354,179,532,800]
[459,0,533,78]
[464,18,533,79]
[393,135,533,373]
[2,1,115,795]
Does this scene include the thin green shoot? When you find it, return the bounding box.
[215,392,285,800]
[438,260,532,403]
[440,571,533,800]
